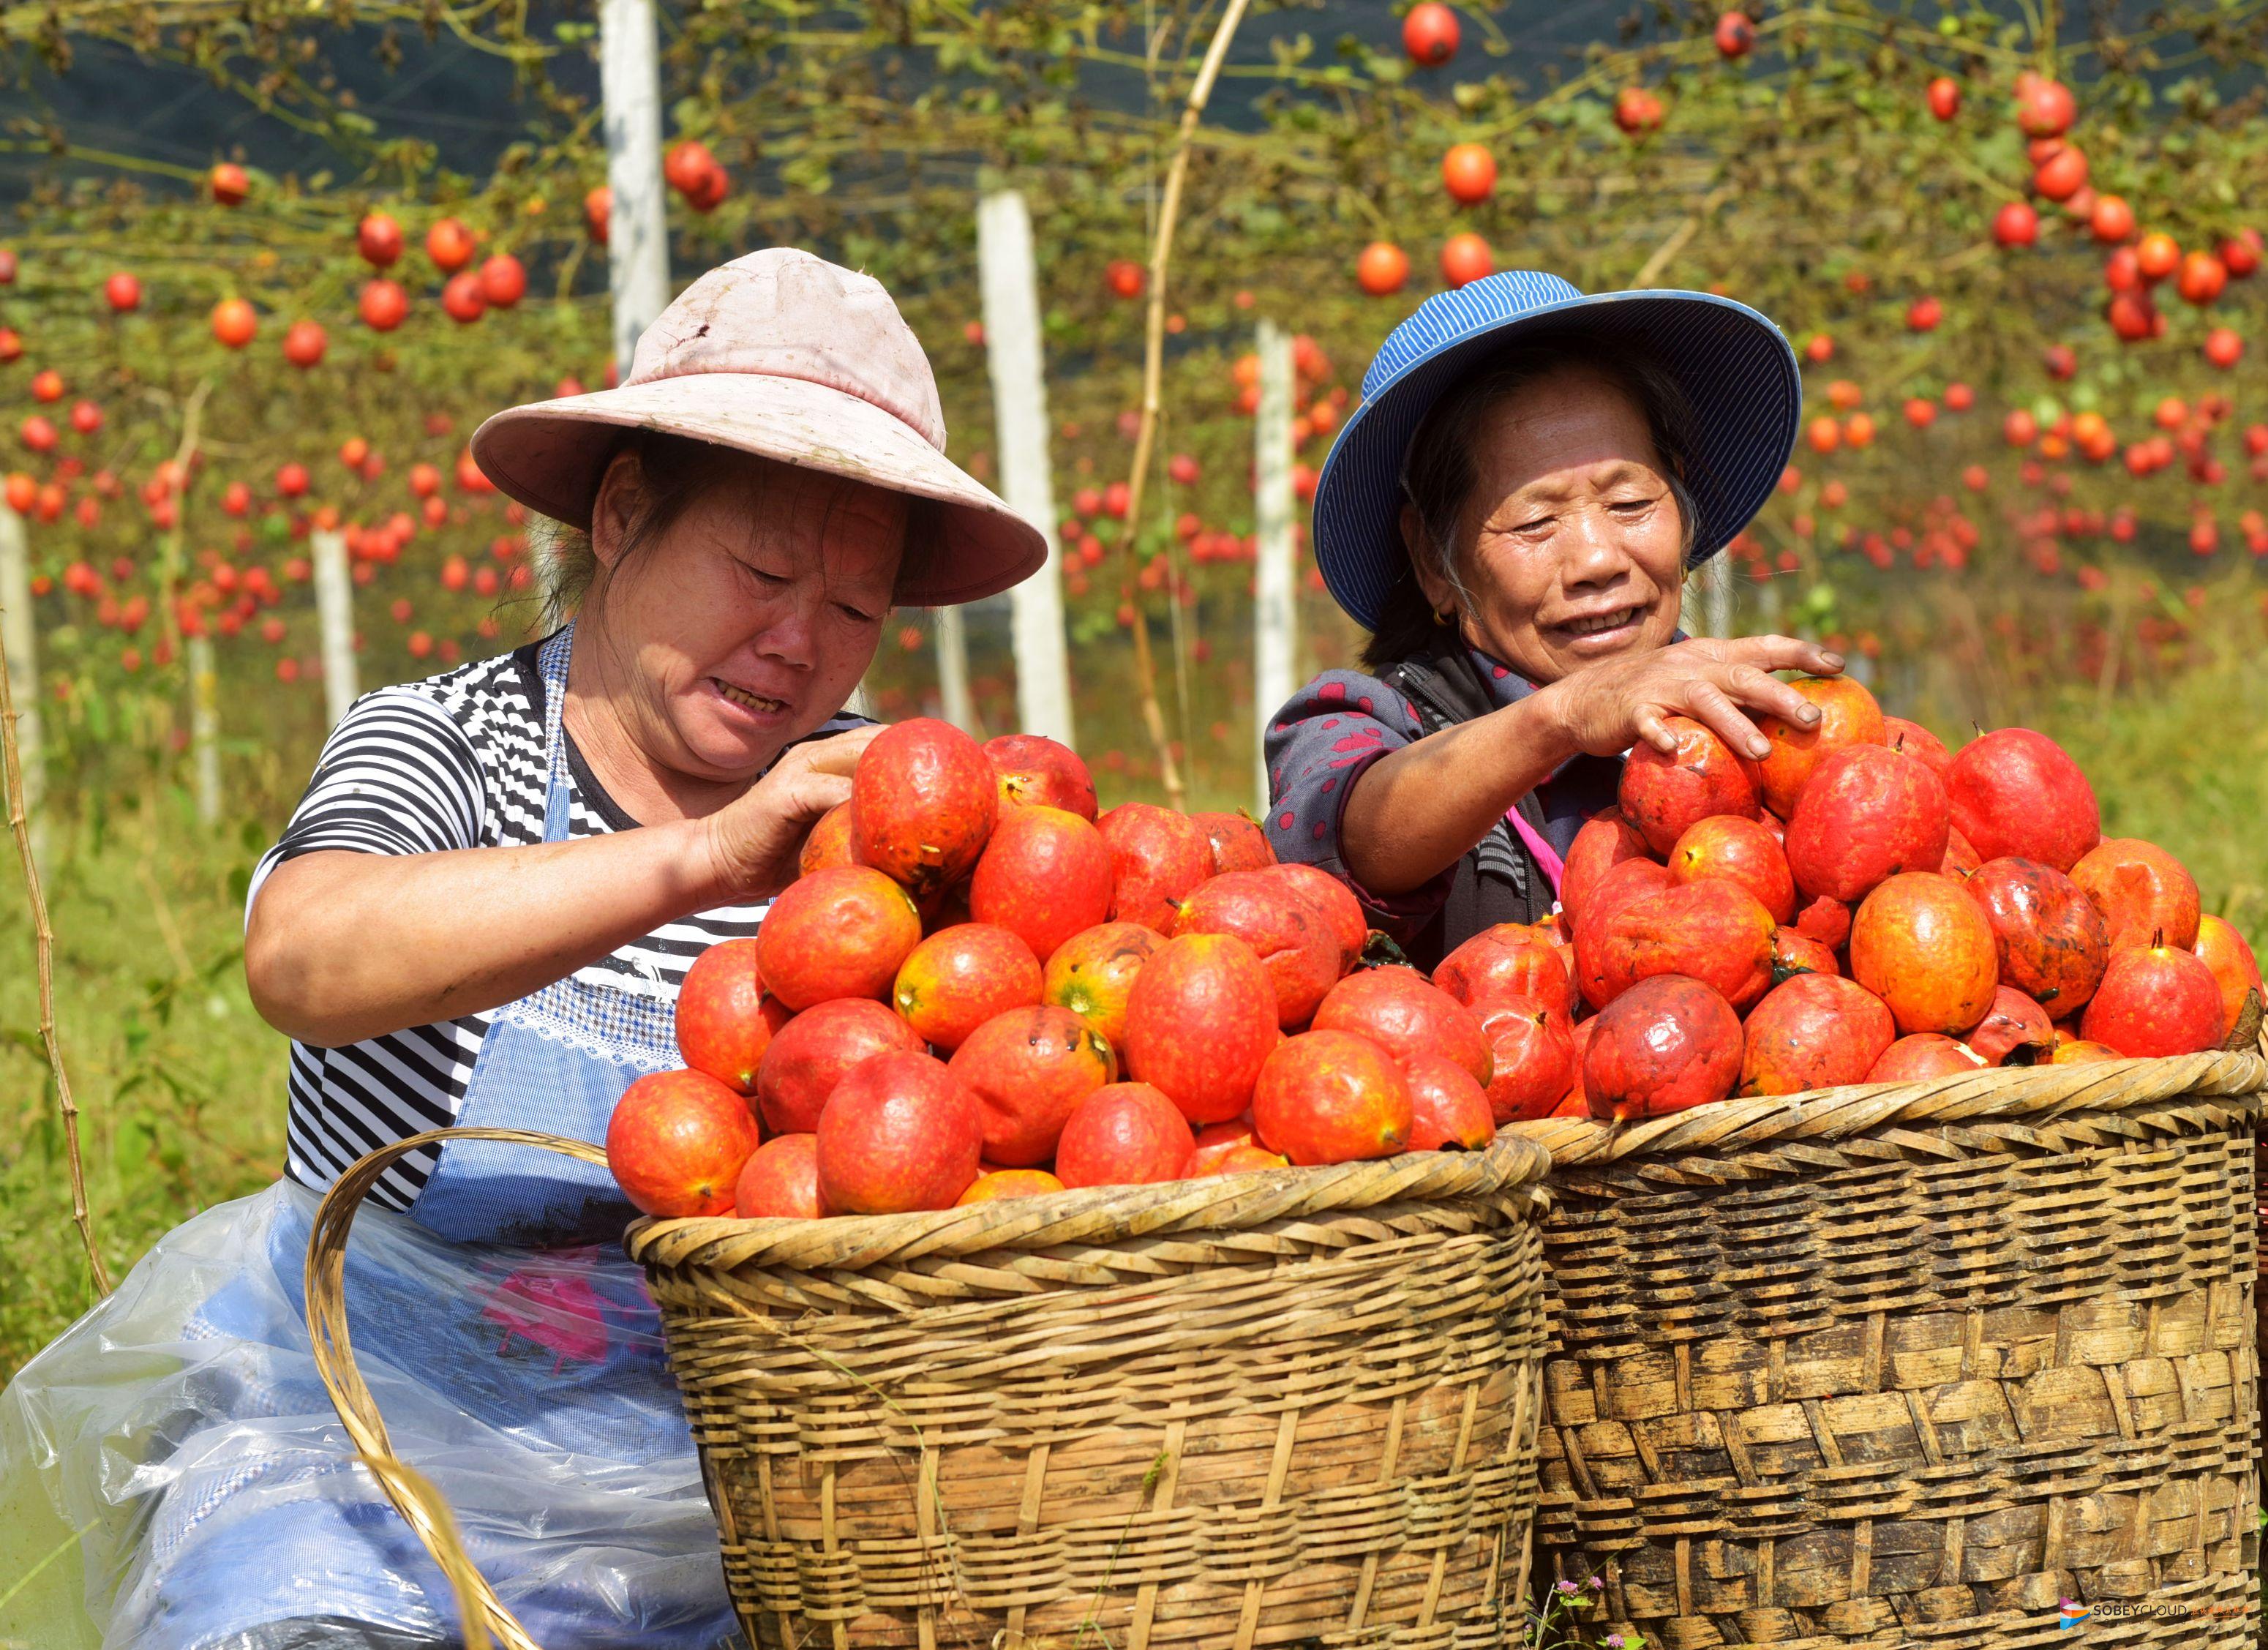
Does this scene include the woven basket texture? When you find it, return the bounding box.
[1508,1049,2266,1650]
[623,1134,1555,1650]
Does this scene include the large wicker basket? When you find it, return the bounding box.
[308,1127,1556,1650]
[1508,1046,2266,1649]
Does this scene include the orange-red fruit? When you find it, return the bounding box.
[1311,966,1491,1086]
[1882,716,1951,780]
[754,998,923,1134]
[2070,838,2201,952]
[2049,1039,2123,1066]
[1403,1054,1496,1150]
[1963,857,2109,1013]
[969,804,1115,961]
[606,1068,761,1218]
[1122,934,1283,1125]
[1435,922,1577,1022]
[1041,921,1160,1046]
[892,924,1043,1051]
[1671,814,1796,923]
[1618,715,1760,855]
[958,1169,1064,1204]
[1561,811,1652,927]
[982,733,1097,819]
[1186,1118,1271,1175]
[733,1132,829,1219]
[949,1005,1116,1166]
[675,936,789,1091]
[1738,972,1896,1096]
[1582,975,1743,1120]
[1174,871,1340,1028]
[1946,728,2100,872]
[1054,1082,1196,1188]
[799,800,860,875]
[814,1051,985,1214]
[1096,803,1212,931]
[1771,927,1840,978]
[1580,879,1777,1012]
[1850,872,2000,1035]
[1476,997,1577,1123]
[756,865,923,1010]
[2193,915,2262,1043]
[1794,893,1852,949]
[1785,744,1950,904]
[852,719,999,897]
[2079,943,2225,1057]
[1755,675,1885,817]
[1259,863,1367,972]
[1193,811,1276,874]
[1866,1033,1989,1081]
[1964,984,2054,1066]
[1250,1030,1412,1166]
[1942,828,1982,882]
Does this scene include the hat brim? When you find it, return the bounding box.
[470,375,1048,608]
[1312,289,1801,631]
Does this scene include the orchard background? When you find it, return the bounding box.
[1,0,2267,1393]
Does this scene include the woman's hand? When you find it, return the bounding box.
[1538,634,1848,762]
[700,724,882,902]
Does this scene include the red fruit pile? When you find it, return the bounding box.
[606,692,2258,1218]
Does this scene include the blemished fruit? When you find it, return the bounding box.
[1561,811,1652,927]
[1946,728,2100,872]
[983,733,1097,819]
[1173,870,1340,1029]
[1054,1082,1196,1188]
[756,865,923,1010]
[948,1005,1116,1166]
[1794,893,1852,950]
[852,718,999,897]
[1193,811,1276,875]
[606,1069,761,1218]
[733,1133,829,1219]
[2070,838,2201,952]
[1435,922,1577,1023]
[1772,926,1839,979]
[1476,998,1576,1122]
[969,805,1115,961]
[1311,966,1492,1085]
[1250,1031,1412,1166]
[1618,715,1760,855]
[2193,915,2263,1043]
[1041,921,1161,1046]
[754,997,923,1134]
[815,1051,985,1215]
[1403,1054,1496,1150]
[1963,984,2055,1066]
[1097,803,1213,930]
[1738,972,1896,1095]
[1185,1118,1273,1176]
[892,924,1043,1051]
[1671,814,1796,924]
[799,801,860,875]
[1850,873,1999,1035]
[1582,975,1743,1120]
[1882,716,1951,780]
[2049,1039,2123,1066]
[1754,675,1885,817]
[1122,933,1282,1124]
[674,936,789,1092]
[1260,862,1368,972]
[1963,857,2109,1013]
[1580,879,1777,1012]
[1866,1033,1989,1081]
[958,1169,1065,1204]
[1784,744,1950,904]
[2079,942,2225,1057]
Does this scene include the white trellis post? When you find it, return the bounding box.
[599,0,670,378]
[312,528,357,729]
[1688,552,1734,640]
[977,189,1075,749]
[187,632,221,824]
[0,503,44,862]
[1252,321,1297,813]
[933,607,976,735]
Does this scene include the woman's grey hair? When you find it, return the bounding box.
[525,429,936,631]
[1362,337,1705,668]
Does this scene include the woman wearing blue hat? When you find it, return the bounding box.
[1266,270,1844,967]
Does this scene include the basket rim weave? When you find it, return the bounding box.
[626,1127,1552,1271]
[1508,1045,2265,1176]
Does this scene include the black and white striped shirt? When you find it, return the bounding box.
[249,634,861,1211]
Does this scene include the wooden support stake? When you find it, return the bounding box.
[312,529,358,730]
[1251,321,1296,814]
[599,0,670,377]
[0,503,43,864]
[934,604,977,735]
[188,632,221,825]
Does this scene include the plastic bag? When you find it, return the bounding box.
[0,1179,739,1649]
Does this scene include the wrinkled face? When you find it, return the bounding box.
[590,450,904,781]
[1405,364,1687,686]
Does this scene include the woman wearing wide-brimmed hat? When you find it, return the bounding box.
[0,250,1043,1650]
[1266,269,1842,969]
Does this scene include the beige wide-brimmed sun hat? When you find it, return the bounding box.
[470,247,1046,607]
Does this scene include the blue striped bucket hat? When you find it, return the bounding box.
[1313,269,1801,631]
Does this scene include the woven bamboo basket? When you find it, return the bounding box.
[1506,1043,2267,1650]
[308,1125,1556,1650]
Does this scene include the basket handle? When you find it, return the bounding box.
[307,1125,609,1650]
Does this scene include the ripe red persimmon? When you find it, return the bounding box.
[1402,1,1459,67]
[1440,232,1492,288]
[357,213,405,268]
[1440,142,1496,204]
[1355,241,1409,296]
[358,279,408,331]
